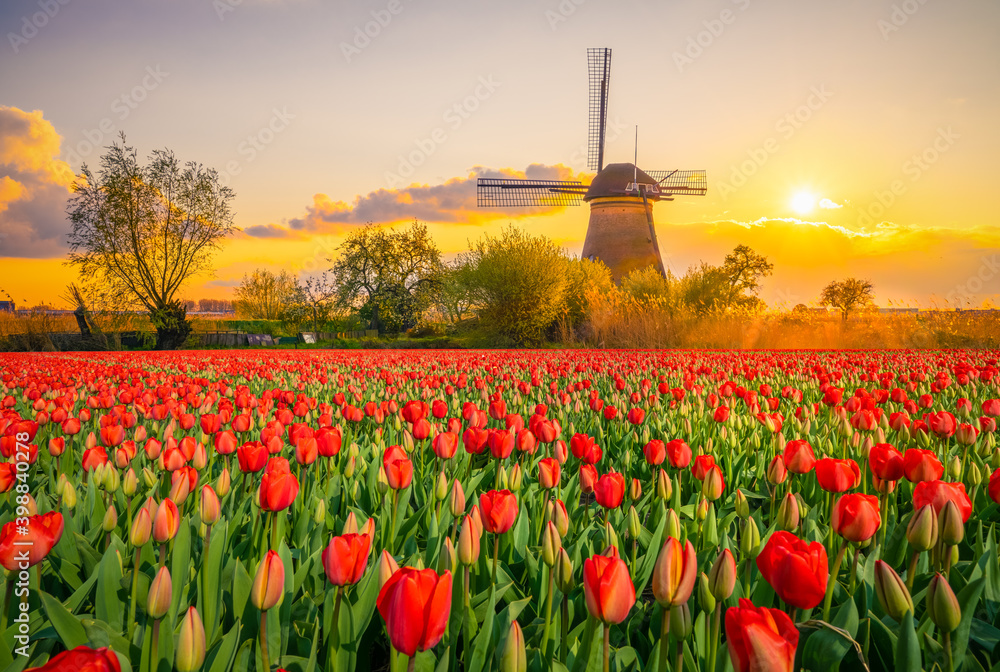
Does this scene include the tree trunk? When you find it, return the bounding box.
[150,301,192,350]
[73,307,91,337]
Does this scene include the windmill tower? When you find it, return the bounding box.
[477,48,707,282]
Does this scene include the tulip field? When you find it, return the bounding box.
[4,349,1000,672]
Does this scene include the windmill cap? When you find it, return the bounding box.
[584,163,660,201]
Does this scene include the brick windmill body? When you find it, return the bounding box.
[477,48,707,282]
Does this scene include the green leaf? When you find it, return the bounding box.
[169,518,193,626]
[206,622,241,672]
[39,590,89,649]
[953,577,986,671]
[832,598,859,640]
[95,544,124,632]
[895,610,921,672]
[201,518,228,645]
[468,584,497,672]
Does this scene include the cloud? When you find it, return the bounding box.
[242,223,301,239]
[0,106,75,258]
[244,163,587,239]
[818,198,843,209]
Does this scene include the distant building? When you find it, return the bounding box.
[0,301,14,313]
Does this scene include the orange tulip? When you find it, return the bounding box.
[583,548,635,624]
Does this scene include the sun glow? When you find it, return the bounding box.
[791,192,816,214]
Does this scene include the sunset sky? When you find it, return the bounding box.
[2,0,998,309]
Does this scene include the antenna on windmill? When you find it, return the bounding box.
[632,126,638,192]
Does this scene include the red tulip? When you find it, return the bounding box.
[869,443,904,481]
[538,458,560,489]
[927,410,957,438]
[665,439,691,468]
[691,454,716,480]
[989,468,1000,505]
[814,458,861,493]
[153,498,180,543]
[376,567,452,656]
[322,533,372,586]
[432,432,459,459]
[651,537,697,606]
[594,472,625,509]
[756,531,828,609]
[902,448,943,483]
[627,408,645,425]
[488,430,515,459]
[0,511,63,571]
[479,490,518,534]
[463,427,489,454]
[23,646,121,672]
[260,457,300,511]
[713,406,731,423]
[642,440,665,466]
[583,549,635,624]
[579,464,597,494]
[912,480,972,523]
[316,427,342,457]
[725,598,798,672]
[782,439,815,474]
[0,463,14,493]
[237,441,269,473]
[385,457,413,490]
[832,493,881,542]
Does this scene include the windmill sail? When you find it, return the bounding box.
[646,170,708,196]
[476,178,587,207]
[587,48,612,173]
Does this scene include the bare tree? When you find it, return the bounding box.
[820,278,875,321]
[66,134,236,349]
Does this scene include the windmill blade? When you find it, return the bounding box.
[477,178,586,207]
[587,47,612,172]
[646,170,708,196]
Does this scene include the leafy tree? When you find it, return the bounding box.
[433,259,476,325]
[461,226,571,345]
[300,273,338,334]
[721,244,773,310]
[330,220,442,333]
[821,278,875,321]
[66,134,236,349]
[563,257,615,331]
[679,262,731,315]
[620,266,675,305]
[234,269,299,321]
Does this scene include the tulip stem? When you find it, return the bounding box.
[944,631,954,672]
[270,512,279,551]
[848,546,861,596]
[261,610,270,672]
[128,547,141,640]
[708,603,721,672]
[151,618,160,672]
[390,490,399,553]
[492,534,499,585]
[407,657,416,672]
[463,567,473,670]
[542,569,555,668]
[603,623,610,672]
[905,551,919,593]
[822,541,848,623]
[561,598,569,660]
[329,587,342,672]
[657,607,670,672]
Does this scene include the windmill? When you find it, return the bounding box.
[476,47,707,282]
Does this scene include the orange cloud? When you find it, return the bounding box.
[243,163,589,239]
[0,106,75,258]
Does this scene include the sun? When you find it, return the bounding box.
[790,192,816,214]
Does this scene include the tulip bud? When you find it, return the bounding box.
[169,474,190,506]
[438,537,457,574]
[104,466,120,493]
[969,462,982,488]
[629,478,642,502]
[741,517,761,557]
[605,522,619,550]
[766,455,787,485]
[63,483,78,509]
[696,498,709,522]
[906,505,939,552]
[147,566,172,619]
[734,490,749,519]
[542,520,561,567]
[122,468,138,496]
[708,549,737,601]
[702,468,724,502]
[500,621,527,672]
[938,500,965,546]
[130,508,152,546]
[458,517,481,566]
[313,498,326,525]
[199,486,221,526]
[509,463,522,492]
[670,602,693,640]
[777,492,800,531]
[555,548,574,593]
[378,549,399,589]
[56,473,69,497]
[376,466,389,494]
[346,512,360,536]
[874,560,913,621]
[546,500,569,538]
[344,454,357,479]
[251,550,284,611]
[927,574,961,633]
[657,469,672,500]
[697,573,716,613]
[666,509,681,540]
[176,607,206,672]
[142,467,157,488]
[627,506,641,540]
[450,480,466,517]
[215,467,231,497]
[435,471,449,501]
[100,504,118,533]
